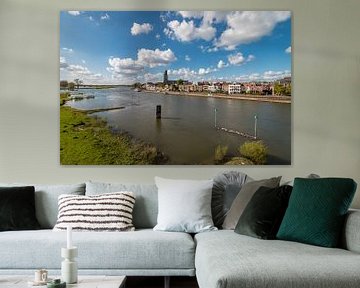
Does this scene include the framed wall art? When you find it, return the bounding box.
[60,11,291,165]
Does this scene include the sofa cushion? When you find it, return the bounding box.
[234,185,292,239]
[222,177,281,229]
[154,177,216,233]
[0,229,195,271]
[53,192,136,232]
[195,230,360,288]
[342,209,360,253]
[212,171,251,228]
[277,178,357,247]
[0,186,40,231]
[86,182,158,229]
[0,183,86,228]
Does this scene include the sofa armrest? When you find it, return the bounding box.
[342,209,360,253]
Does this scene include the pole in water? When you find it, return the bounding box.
[214,108,218,128]
[156,105,161,119]
[254,115,258,139]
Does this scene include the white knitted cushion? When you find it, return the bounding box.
[53,192,135,231]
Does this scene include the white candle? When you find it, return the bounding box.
[67,225,72,249]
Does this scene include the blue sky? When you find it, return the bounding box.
[60,11,291,85]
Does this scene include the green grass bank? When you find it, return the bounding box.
[60,93,167,165]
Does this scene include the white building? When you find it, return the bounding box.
[208,85,217,93]
[228,84,242,94]
[146,82,156,91]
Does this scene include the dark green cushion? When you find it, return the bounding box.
[235,185,292,239]
[0,186,41,231]
[277,178,357,247]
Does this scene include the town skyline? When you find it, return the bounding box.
[60,11,291,85]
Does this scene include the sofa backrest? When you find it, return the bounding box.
[86,181,158,229]
[0,183,86,228]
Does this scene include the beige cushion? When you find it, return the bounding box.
[222,177,281,230]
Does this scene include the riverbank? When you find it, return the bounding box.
[60,94,168,165]
[142,90,291,104]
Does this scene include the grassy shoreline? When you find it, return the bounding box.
[60,94,168,165]
[142,90,291,104]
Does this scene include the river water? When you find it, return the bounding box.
[66,87,291,165]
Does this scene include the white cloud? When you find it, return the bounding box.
[62,47,73,53]
[198,67,216,75]
[82,59,86,64]
[285,46,291,53]
[60,58,116,84]
[228,52,246,65]
[168,68,197,79]
[131,23,153,36]
[101,13,110,21]
[227,53,255,66]
[67,64,92,76]
[68,11,80,16]
[178,11,204,19]
[137,48,177,68]
[144,72,163,83]
[106,48,176,83]
[263,70,291,80]
[235,70,291,82]
[107,57,144,76]
[247,54,255,62]
[216,11,291,50]
[207,47,219,53]
[165,19,216,42]
[178,11,227,24]
[185,55,191,61]
[217,60,228,69]
[160,11,173,23]
[156,34,161,39]
[167,66,216,80]
[60,57,68,69]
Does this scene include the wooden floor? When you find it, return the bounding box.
[126,276,199,288]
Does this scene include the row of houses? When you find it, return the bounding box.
[144,80,281,95]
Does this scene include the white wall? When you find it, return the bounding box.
[0,0,359,208]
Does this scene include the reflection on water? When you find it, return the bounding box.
[67,87,291,165]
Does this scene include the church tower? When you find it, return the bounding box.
[163,70,168,84]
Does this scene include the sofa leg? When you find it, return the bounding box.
[164,276,170,288]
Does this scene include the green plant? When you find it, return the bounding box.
[238,140,268,165]
[214,144,228,163]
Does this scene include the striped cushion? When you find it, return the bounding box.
[53,192,136,232]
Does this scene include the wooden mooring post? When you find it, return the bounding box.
[156,105,161,119]
[214,108,218,128]
[254,115,258,139]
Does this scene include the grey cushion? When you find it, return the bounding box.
[0,183,85,228]
[154,177,216,233]
[212,171,252,228]
[283,173,320,186]
[342,209,360,253]
[195,230,360,288]
[222,177,281,229]
[0,229,195,270]
[85,182,158,229]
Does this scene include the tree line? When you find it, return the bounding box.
[60,79,83,90]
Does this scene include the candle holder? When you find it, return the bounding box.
[61,247,78,284]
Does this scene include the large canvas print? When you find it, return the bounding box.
[60,11,291,165]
